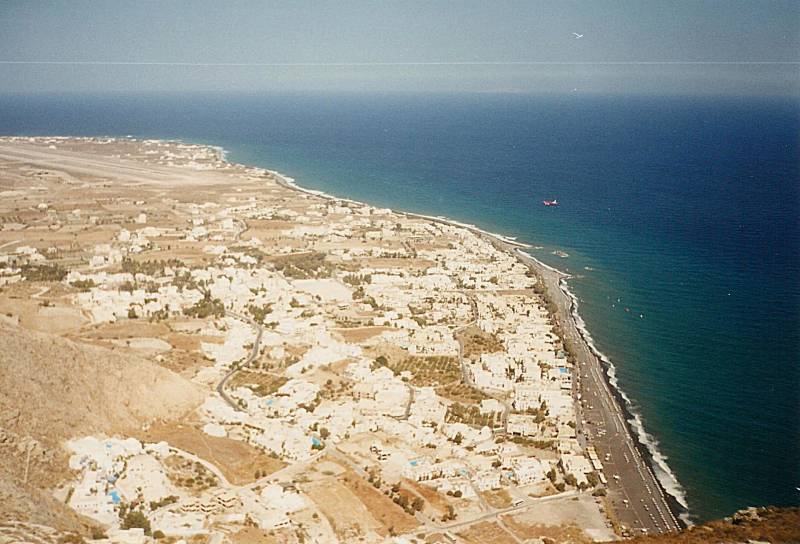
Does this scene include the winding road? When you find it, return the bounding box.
[216,311,263,412]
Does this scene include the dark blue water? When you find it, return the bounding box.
[1,91,798,521]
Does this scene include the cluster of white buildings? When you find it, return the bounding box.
[6,140,610,542]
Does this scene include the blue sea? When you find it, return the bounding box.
[1,91,797,521]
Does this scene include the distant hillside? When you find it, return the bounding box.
[0,321,204,531]
[614,507,800,544]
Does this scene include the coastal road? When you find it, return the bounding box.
[271,151,681,535]
[511,248,681,536]
[216,311,263,412]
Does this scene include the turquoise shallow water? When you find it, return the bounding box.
[0,91,798,520]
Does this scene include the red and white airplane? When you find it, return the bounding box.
[542,199,559,206]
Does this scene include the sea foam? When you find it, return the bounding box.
[560,277,691,518]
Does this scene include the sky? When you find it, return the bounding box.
[0,0,798,95]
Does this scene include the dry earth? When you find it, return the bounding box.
[0,321,204,530]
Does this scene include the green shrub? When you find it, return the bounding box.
[21,264,67,282]
[121,510,151,535]
[183,292,225,319]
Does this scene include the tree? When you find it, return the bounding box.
[564,473,578,487]
[412,497,425,511]
[319,427,330,439]
[121,510,151,535]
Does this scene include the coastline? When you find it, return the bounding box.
[2,134,687,532]
[266,164,688,529]
[555,274,690,525]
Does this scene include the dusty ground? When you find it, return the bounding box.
[502,515,597,543]
[501,494,615,542]
[457,325,504,360]
[302,457,419,541]
[138,423,284,485]
[404,479,453,517]
[304,476,384,541]
[457,521,518,544]
[332,325,393,343]
[0,320,203,533]
[481,489,513,509]
[339,469,419,535]
[0,283,86,334]
[229,370,288,397]
[383,355,461,387]
[435,382,490,404]
[229,527,280,544]
[163,454,219,494]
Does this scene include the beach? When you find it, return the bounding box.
[0,135,690,540]
[0,136,627,541]
[272,165,686,533]
[2,92,797,520]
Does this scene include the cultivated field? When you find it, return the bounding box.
[382,355,461,387]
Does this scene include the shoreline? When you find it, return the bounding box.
[266,165,689,529]
[4,134,687,532]
[555,274,690,525]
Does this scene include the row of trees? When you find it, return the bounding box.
[21,263,67,281]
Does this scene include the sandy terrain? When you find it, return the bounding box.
[501,494,616,542]
[457,521,518,544]
[137,423,284,485]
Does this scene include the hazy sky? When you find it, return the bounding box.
[1,0,798,95]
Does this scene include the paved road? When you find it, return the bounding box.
[511,248,681,535]
[216,311,263,412]
[270,161,683,535]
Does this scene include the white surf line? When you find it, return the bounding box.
[75,138,690,521]
[1,60,797,66]
[560,278,690,520]
[270,155,690,523]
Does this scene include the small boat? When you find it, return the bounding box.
[543,199,559,206]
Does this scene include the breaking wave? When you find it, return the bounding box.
[559,277,691,518]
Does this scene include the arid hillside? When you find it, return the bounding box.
[611,507,800,544]
[0,320,204,531]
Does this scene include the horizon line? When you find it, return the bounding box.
[0,60,798,67]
